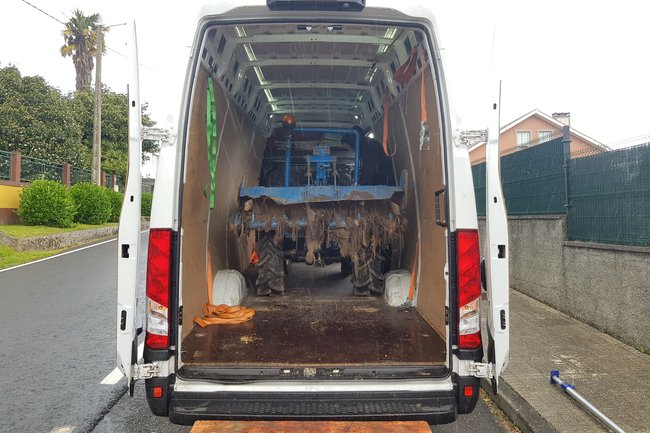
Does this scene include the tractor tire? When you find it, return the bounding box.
[350,250,384,296]
[340,257,353,277]
[255,234,285,296]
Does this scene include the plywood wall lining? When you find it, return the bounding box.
[374,66,447,338]
[180,66,211,339]
[181,68,266,339]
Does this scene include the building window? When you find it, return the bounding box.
[538,130,554,141]
[516,131,531,147]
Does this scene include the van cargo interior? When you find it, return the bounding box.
[179,20,448,378]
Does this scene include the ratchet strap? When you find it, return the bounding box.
[407,241,420,301]
[193,304,255,327]
[197,244,255,327]
[382,93,396,157]
[420,47,428,124]
[206,77,218,209]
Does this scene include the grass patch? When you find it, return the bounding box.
[0,245,65,269]
[0,223,117,239]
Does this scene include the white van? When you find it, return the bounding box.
[116,0,510,426]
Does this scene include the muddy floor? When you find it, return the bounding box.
[182,262,446,367]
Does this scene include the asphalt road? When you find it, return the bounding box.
[0,236,516,433]
[0,235,148,433]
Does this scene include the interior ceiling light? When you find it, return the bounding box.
[271,103,279,112]
[235,26,247,37]
[244,44,257,62]
[255,66,268,85]
[377,44,388,54]
[384,28,397,39]
[264,89,275,102]
[354,115,359,120]
[364,67,378,83]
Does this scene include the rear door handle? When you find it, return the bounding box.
[435,188,447,227]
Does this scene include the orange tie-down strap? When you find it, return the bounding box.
[193,304,255,327]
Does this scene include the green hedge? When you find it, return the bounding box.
[105,189,124,222]
[17,179,75,227]
[141,192,153,217]
[70,183,111,224]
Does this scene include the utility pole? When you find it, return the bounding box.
[92,23,103,185]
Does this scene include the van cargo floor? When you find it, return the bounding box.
[182,263,446,367]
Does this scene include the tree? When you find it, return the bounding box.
[60,10,102,91]
[0,65,157,179]
[0,65,87,166]
[67,87,157,178]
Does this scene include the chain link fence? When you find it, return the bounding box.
[0,150,11,180]
[0,151,124,190]
[70,167,92,185]
[472,132,650,247]
[20,155,64,182]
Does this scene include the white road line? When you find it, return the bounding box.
[0,230,149,274]
[100,368,123,385]
[100,342,145,385]
[49,426,75,433]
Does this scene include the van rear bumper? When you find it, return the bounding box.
[168,390,457,425]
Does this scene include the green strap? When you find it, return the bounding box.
[206,77,218,209]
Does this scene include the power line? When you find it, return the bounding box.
[18,0,65,25]
[18,0,158,74]
[17,0,135,67]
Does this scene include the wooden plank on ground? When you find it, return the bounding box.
[190,420,432,433]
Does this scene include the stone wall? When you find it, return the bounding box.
[478,215,650,350]
[0,226,118,252]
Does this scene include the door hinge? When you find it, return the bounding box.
[445,306,449,325]
[467,361,494,379]
[133,363,160,380]
[142,127,171,141]
[178,306,183,325]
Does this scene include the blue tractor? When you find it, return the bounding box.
[234,115,406,296]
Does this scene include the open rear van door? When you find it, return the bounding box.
[116,22,142,395]
[484,88,510,392]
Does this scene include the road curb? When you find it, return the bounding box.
[481,378,557,433]
[0,226,118,251]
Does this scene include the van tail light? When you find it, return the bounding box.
[145,228,172,350]
[457,229,482,350]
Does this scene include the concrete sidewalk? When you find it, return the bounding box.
[489,290,650,433]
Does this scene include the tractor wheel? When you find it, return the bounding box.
[255,234,285,295]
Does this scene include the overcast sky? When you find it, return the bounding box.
[2,0,649,148]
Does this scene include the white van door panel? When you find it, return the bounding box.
[484,88,510,392]
[116,22,142,395]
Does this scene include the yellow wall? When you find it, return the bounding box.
[0,184,22,208]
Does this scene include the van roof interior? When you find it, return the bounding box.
[199,21,429,133]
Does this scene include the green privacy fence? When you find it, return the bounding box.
[472,137,565,216]
[472,134,650,247]
[567,143,650,246]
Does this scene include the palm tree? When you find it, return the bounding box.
[60,10,102,91]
